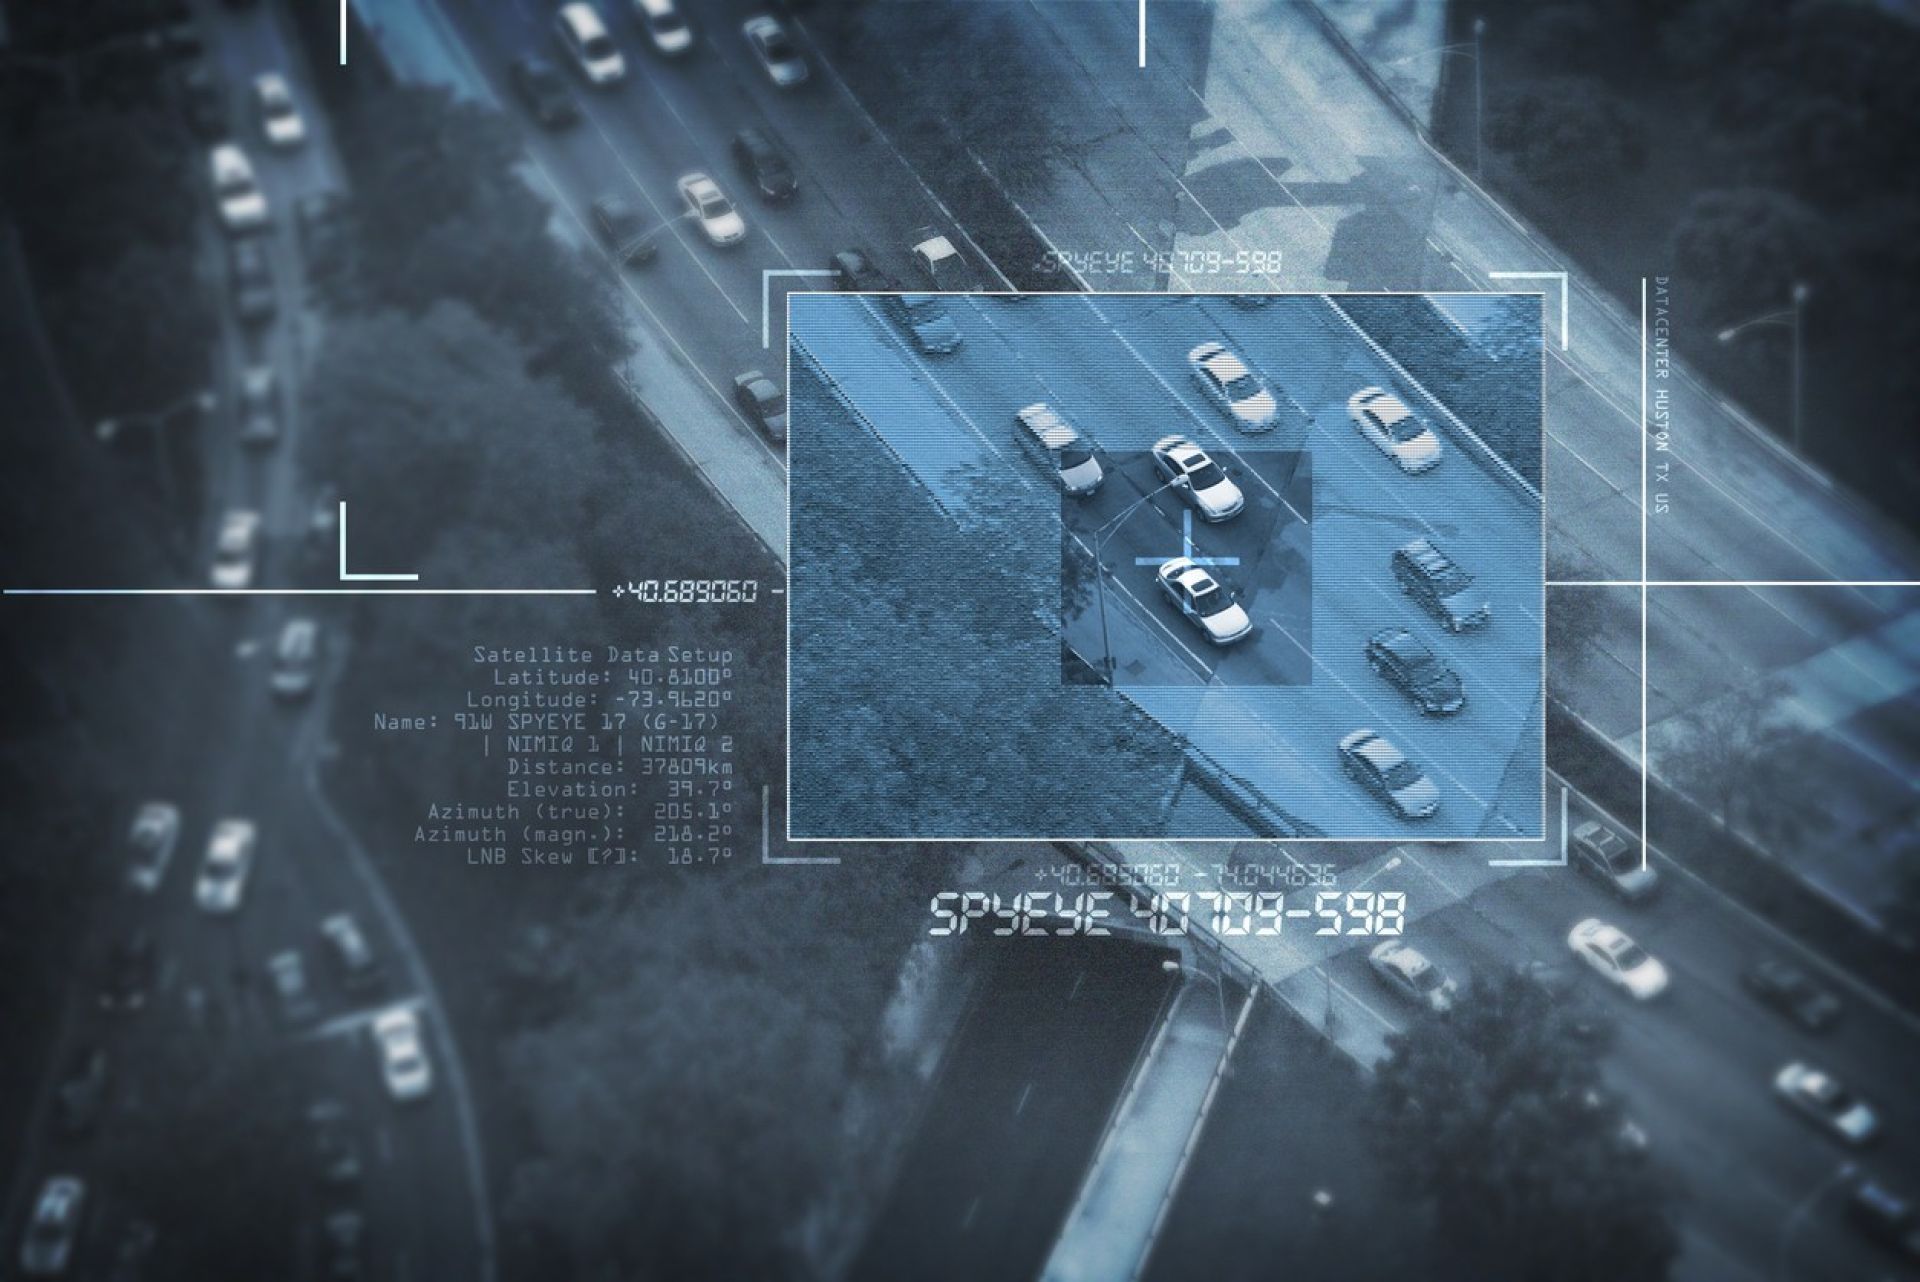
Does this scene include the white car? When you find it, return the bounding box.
[555,2,625,85]
[677,173,745,246]
[209,142,269,234]
[1368,939,1456,1013]
[373,1007,433,1102]
[195,818,257,914]
[210,509,261,589]
[19,1176,84,1277]
[1774,1061,1880,1146]
[1338,729,1440,820]
[632,0,693,55]
[1188,341,1277,432]
[124,801,181,894]
[271,617,320,699]
[239,364,278,446]
[1156,557,1253,645]
[1567,918,1668,1000]
[253,72,306,148]
[1349,386,1442,473]
[1150,435,1244,521]
[1013,403,1102,496]
[743,15,808,87]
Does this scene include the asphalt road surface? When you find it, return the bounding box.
[850,935,1178,1282]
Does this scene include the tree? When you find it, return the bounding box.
[496,854,950,1280]
[1486,77,1646,200]
[1544,550,1620,679]
[48,243,212,418]
[1656,677,1790,833]
[1369,970,1679,1281]
[1665,189,1829,328]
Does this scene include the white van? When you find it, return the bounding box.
[633,0,693,56]
[555,3,626,85]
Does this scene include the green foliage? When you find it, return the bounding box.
[1370,970,1678,1281]
[787,359,1187,837]
[496,855,951,1280]
[1485,76,1645,198]
[321,85,631,410]
[48,242,212,418]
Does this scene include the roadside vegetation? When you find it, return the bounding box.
[1449,0,1920,527]
[305,84,956,1278]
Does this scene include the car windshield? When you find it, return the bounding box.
[265,96,293,118]
[904,297,946,321]
[1059,445,1094,471]
[583,34,616,58]
[759,389,786,416]
[1384,413,1423,443]
[1186,460,1226,489]
[1382,760,1422,789]
[1435,567,1474,594]
[218,173,253,196]
[1614,942,1649,969]
[1191,583,1234,615]
[1412,965,1445,992]
[652,13,686,34]
[1223,373,1260,400]
[699,193,730,217]
[765,33,795,59]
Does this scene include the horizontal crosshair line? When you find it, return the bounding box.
[1546,580,1920,588]
[3,588,599,597]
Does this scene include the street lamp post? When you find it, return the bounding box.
[1776,1161,1853,1282]
[1386,19,1488,178]
[1717,283,1811,454]
[96,388,217,515]
[1086,476,1184,684]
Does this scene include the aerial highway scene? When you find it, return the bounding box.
[3,1,1919,1280]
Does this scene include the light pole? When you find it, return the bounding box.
[1086,476,1184,684]
[1386,18,1488,178]
[97,388,217,514]
[1717,283,1811,454]
[1776,1161,1853,1282]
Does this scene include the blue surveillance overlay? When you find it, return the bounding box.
[788,292,1544,841]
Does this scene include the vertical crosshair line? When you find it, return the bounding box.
[1639,278,1649,873]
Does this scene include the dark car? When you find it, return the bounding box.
[53,1046,111,1135]
[319,913,385,994]
[1364,626,1464,715]
[510,56,578,128]
[1391,537,1490,633]
[1569,818,1659,902]
[734,371,787,442]
[101,931,158,1012]
[1516,959,1613,1045]
[227,238,275,324]
[1847,1178,1920,1263]
[829,249,895,293]
[1743,958,1842,1031]
[590,193,657,266]
[176,63,228,140]
[884,293,962,355]
[731,128,797,201]
[319,1210,367,1280]
[307,1099,364,1186]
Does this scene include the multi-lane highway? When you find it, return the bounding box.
[791,290,1543,839]
[4,2,490,1277]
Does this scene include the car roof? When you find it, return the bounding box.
[1396,537,1451,573]
[1199,346,1248,378]
[1353,733,1407,771]
[636,0,677,14]
[1364,390,1413,424]
[915,231,957,257]
[558,3,606,35]
[1371,627,1428,660]
[1165,561,1217,590]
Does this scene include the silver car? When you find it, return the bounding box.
[1156,557,1253,645]
[1014,404,1102,496]
[1150,435,1243,521]
[1188,340,1277,431]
